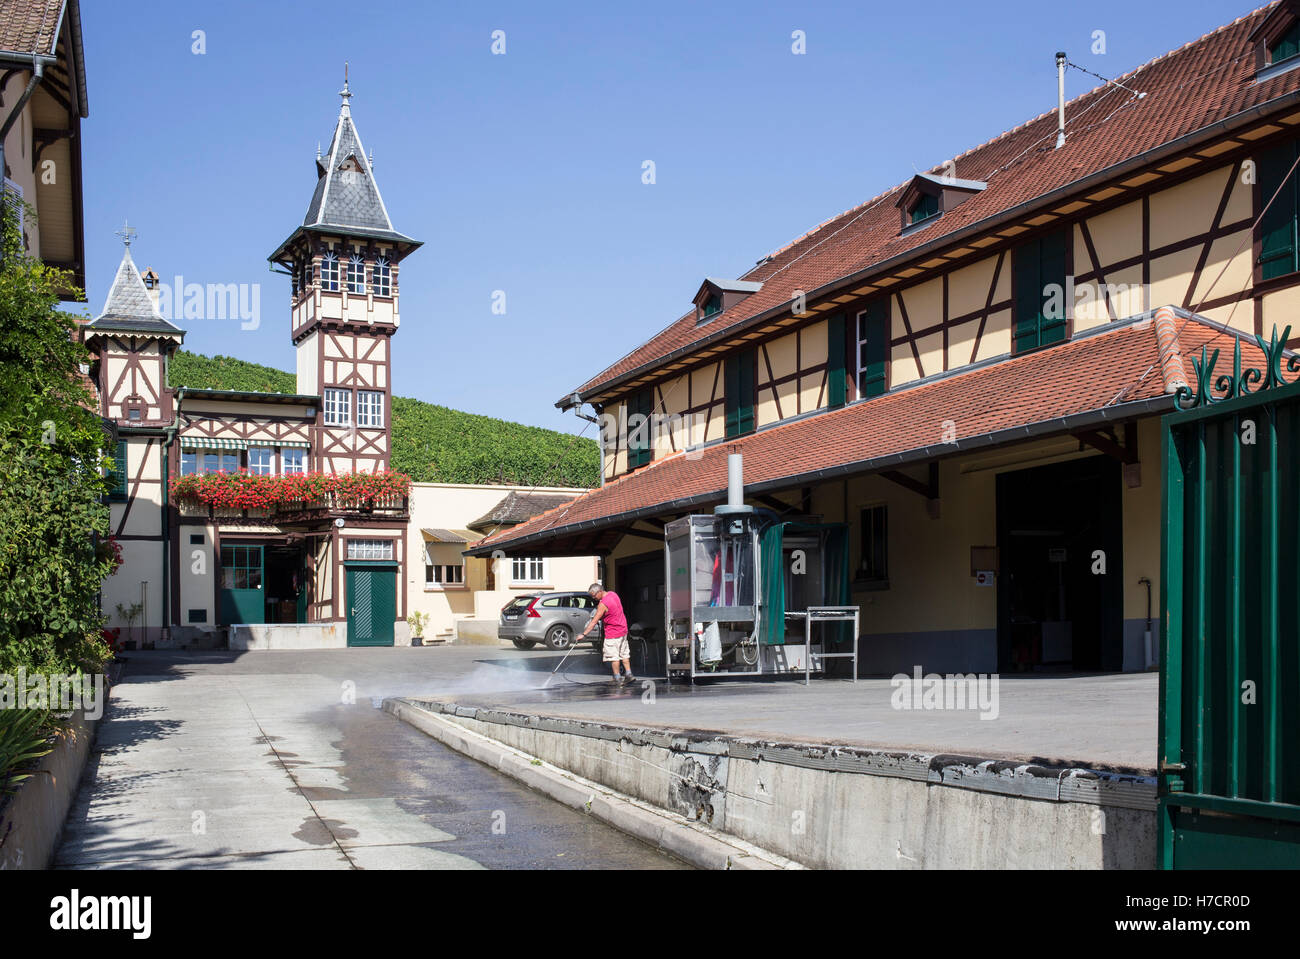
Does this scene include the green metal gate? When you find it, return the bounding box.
[345,562,397,647]
[1160,328,1300,868]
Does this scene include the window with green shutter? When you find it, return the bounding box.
[1012,228,1069,354]
[725,350,756,438]
[1271,22,1300,65]
[626,389,654,469]
[107,440,128,501]
[1259,138,1300,282]
[826,315,848,409]
[856,301,889,399]
[910,192,939,225]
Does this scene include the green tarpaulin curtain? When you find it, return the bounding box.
[759,521,852,646]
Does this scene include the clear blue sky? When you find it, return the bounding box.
[77,0,1255,434]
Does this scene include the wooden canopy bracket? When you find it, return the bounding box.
[1076,421,1141,487]
[881,462,940,519]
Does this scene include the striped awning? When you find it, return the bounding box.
[181,437,246,450]
[180,438,311,450]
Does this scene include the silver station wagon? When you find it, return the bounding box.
[498,591,604,651]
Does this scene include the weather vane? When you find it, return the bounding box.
[115,220,136,247]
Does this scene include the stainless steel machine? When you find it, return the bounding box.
[663,454,859,683]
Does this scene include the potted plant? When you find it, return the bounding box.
[407,611,429,647]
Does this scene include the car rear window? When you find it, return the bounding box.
[504,597,535,611]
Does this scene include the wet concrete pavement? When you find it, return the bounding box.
[55,648,688,869]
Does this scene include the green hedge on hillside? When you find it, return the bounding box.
[169,350,599,488]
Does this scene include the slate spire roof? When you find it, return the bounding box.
[269,78,421,265]
[85,236,182,336]
[303,79,413,241]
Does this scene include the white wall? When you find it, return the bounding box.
[405,483,598,639]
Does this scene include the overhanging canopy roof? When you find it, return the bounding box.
[470,312,1265,558]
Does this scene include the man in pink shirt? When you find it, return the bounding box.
[580,583,633,685]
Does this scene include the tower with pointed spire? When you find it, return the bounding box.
[269,75,421,474]
[83,224,185,425]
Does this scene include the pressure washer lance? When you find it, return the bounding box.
[542,633,587,688]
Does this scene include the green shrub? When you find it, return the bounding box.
[0,708,53,794]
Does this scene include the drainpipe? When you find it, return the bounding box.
[0,59,45,245]
[1055,52,1067,149]
[163,410,181,644]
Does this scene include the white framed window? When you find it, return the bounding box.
[426,563,465,587]
[281,448,306,475]
[320,252,339,291]
[512,556,546,584]
[185,450,238,474]
[347,255,366,294]
[248,447,275,475]
[373,256,392,297]
[356,390,384,428]
[347,538,394,560]
[323,388,351,426]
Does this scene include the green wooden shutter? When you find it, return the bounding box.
[724,355,740,437]
[738,350,756,434]
[1272,23,1300,64]
[107,440,128,501]
[857,301,888,399]
[1013,241,1042,353]
[1259,140,1298,282]
[627,390,652,468]
[827,315,847,409]
[1038,228,1068,346]
[725,351,756,437]
[1013,229,1069,353]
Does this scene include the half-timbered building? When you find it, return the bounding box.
[86,81,419,648]
[469,4,1300,675]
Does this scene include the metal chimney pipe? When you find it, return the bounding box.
[1055,52,1067,149]
[727,453,744,509]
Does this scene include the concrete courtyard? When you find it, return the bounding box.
[56,648,688,869]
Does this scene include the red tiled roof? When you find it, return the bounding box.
[0,0,64,56]
[569,3,1293,402]
[477,315,1265,554]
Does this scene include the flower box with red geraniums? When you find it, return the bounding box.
[170,470,411,513]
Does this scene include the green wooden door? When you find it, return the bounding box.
[345,563,397,647]
[220,545,265,625]
[1160,331,1300,868]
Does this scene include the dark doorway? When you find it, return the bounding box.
[265,544,308,624]
[996,455,1124,672]
[615,550,666,677]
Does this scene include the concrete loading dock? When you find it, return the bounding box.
[389,665,1160,869]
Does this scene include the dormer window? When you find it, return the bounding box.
[693,277,763,325]
[895,172,986,234]
[1251,2,1300,81]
